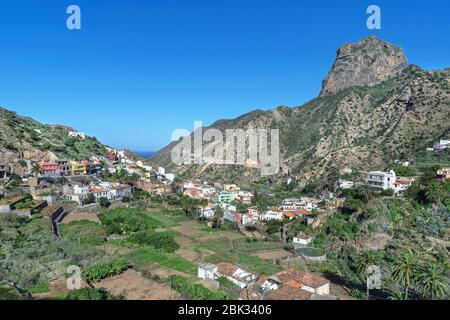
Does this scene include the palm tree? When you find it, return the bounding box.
[416,263,449,300]
[391,252,418,300]
[355,250,383,300]
[389,292,406,300]
[30,164,41,177]
[425,182,445,204]
[355,250,383,274]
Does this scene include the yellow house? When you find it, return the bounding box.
[71,161,88,175]
[224,184,240,192]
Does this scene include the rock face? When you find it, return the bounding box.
[320,36,408,96]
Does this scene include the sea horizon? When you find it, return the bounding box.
[133,151,155,159]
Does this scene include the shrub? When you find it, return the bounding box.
[99,197,110,208]
[82,194,96,206]
[82,259,131,283]
[99,208,162,236]
[60,288,123,300]
[170,276,234,300]
[127,231,179,253]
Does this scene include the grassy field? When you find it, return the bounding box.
[60,220,106,246]
[130,247,198,275]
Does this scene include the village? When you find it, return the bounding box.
[1,128,449,300]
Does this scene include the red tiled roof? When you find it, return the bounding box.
[283,212,296,218]
[274,269,329,289]
[264,285,312,300]
[285,280,303,289]
[297,209,313,216]
[395,179,412,185]
[216,262,239,278]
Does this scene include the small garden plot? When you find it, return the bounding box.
[170,275,234,300]
[130,248,198,276]
[174,236,194,245]
[62,213,101,224]
[82,259,131,283]
[196,231,244,242]
[146,210,189,227]
[31,278,89,300]
[60,220,106,246]
[93,269,181,300]
[170,220,208,237]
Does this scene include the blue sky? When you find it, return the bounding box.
[0,0,449,151]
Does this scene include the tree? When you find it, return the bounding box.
[82,194,95,206]
[425,182,445,204]
[381,189,395,197]
[389,292,406,300]
[416,263,449,300]
[287,180,299,192]
[391,252,418,300]
[99,197,110,208]
[355,250,383,274]
[180,196,199,219]
[30,164,41,177]
[61,288,123,300]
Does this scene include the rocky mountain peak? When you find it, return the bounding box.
[320,36,408,96]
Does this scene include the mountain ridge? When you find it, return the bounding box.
[0,107,143,175]
[151,36,450,187]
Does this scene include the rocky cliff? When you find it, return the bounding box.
[320,36,408,96]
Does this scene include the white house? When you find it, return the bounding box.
[198,263,257,290]
[300,198,319,211]
[335,180,354,190]
[293,234,314,246]
[367,170,396,193]
[164,173,175,183]
[394,160,412,167]
[271,270,330,296]
[158,167,166,175]
[242,213,259,226]
[92,188,109,201]
[439,139,450,146]
[99,182,112,190]
[73,185,89,195]
[68,131,86,139]
[262,209,284,221]
[201,186,216,197]
[198,264,218,281]
[199,208,215,219]
[198,262,258,289]
[280,199,304,211]
[110,185,132,200]
[393,178,414,196]
[224,211,241,224]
